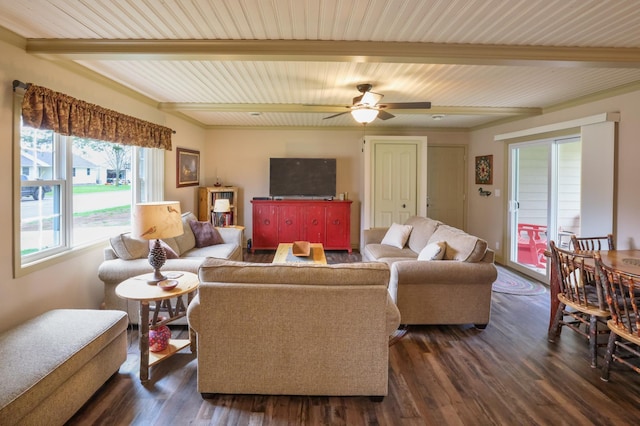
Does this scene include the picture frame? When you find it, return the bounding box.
[176,147,200,187]
[475,155,493,185]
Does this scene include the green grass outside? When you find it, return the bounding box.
[73,184,131,194]
[73,205,130,218]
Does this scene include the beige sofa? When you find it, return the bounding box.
[362,216,497,328]
[187,259,401,399]
[98,212,243,324]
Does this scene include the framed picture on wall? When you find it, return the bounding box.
[176,147,200,187]
[475,155,493,185]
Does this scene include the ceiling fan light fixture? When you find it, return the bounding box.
[351,107,378,124]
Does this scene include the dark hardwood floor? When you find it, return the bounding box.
[68,251,640,425]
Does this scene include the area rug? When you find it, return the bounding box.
[492,265,548,296]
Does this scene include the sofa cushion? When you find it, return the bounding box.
[109,233,148,260]
[362,243,418,261]
[181,243,239,259]
[417,241,446,261]
[149,240,179,259]
[381,223,413,249]
[427,224,488,262]
[405,216,442,253]
[173,212,198,254]
[189,220,223,248]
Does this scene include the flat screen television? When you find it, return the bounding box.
[269,158,336,198]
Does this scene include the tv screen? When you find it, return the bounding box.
[269,158,336,197]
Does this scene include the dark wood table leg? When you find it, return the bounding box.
[139,301,150,382]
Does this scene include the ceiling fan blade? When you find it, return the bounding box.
[379,101,431,109]
[377,110,395,120]
[323,111,350,120]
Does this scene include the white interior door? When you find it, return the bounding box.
[361,136,428,242]
[373,143,417,227]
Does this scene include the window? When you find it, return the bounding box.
[16,124,162,274]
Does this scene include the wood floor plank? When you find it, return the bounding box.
[67,250,640,425]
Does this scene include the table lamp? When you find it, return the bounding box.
[213,198,230,227]
[133,201,183,284]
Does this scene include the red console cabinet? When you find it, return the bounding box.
[251,200,352,252]
[252,203,278,248]
[325,202,351,249]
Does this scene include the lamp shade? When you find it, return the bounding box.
[351,107,379,124]
[213,198,231,213]
[133,201,183,240]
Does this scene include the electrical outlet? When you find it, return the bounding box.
[495,242,500,250]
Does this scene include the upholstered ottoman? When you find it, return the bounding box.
[0,309,128,425]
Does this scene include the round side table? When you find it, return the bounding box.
[116,271,199,382]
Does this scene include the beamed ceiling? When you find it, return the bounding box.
[1,0,640,129]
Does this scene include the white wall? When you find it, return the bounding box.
[0,37,205,332]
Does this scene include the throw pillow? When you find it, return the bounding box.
[381,223,413,249]
[418,241,447,261]
[173,212,197,254]
[109,233,149,260]
[189,220,224,248]
[149,239,179,259]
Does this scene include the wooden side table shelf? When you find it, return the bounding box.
[115,271,199,382]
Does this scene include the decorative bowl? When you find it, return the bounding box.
[157,279,179,291]
[292,241,311,257]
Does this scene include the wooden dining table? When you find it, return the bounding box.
[548,249,640,331]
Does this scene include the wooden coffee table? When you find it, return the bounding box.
[273,243,327,264]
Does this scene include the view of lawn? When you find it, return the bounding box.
[73,184,131,194]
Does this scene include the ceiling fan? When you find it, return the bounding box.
[324,83,431,123]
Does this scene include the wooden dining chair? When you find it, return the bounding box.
[548,241,610,368]
[594,254,640,381]
[570,234,615,251]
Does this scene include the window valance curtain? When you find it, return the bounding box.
[20,83,174,150]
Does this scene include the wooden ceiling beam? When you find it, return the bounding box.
[27,39,640,68]
[157,102,541,117]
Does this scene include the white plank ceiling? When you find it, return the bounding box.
[1,0,640,129]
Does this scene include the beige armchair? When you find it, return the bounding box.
[187,259,400,399]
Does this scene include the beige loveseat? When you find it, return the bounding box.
[362,216,497,328]
[187,259,401,399]
[98,212,243,324]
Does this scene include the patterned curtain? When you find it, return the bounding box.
[21,84,173,150]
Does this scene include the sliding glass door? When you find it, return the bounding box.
[508,137,581,280]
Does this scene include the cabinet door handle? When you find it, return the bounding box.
[285,219,293,225]
[402,204,406,208]
[264,219,270,225]
[333,220,340,225]
[312,219,318,225]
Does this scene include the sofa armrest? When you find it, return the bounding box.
[216,227,243,247]
[388,260,497,303]
[362,228,389,246]
[186,293,201,331]
[391,260,497,286]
